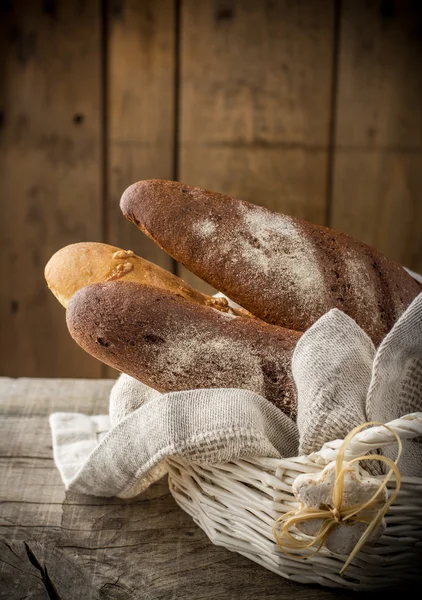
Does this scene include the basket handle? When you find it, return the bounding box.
[313,413,422,462]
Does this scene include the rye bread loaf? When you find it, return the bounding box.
[66,282,301,418]
[45,242,252,318]
[121,180,421,345]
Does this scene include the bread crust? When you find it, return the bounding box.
[121,179,421,344]
[44,241,251,317]
[66,282,301,418]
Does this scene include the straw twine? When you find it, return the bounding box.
[272,422,403,575]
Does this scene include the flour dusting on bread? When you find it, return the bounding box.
[239,204,327,301]
[195,219,217,238]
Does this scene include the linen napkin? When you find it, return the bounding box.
[50,289,422,496]
[50,382,298,498]
[293,292,422,476]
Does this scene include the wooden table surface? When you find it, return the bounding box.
[0,377,372,599]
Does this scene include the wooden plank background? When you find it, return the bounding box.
[0,0,421,378]
[0,0,103,378]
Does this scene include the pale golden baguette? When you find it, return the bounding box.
[44,241,252,317]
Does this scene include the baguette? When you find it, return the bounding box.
[121,180,421,344]
[66,282,301,418]
[44,241,251,317]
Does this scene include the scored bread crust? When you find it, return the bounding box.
[44,241,252,317]
[120,179,421,345]
[66,281,301,418]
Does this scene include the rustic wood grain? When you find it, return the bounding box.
[0,377,360,599]
[330,0,422,272]
[177,0,335,291]
[0,1,104,378]
[107,0,176,268]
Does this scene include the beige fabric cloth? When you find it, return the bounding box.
[50,383,298,498]
[294,293,422,476]
[366,293,422,476]
[293,309,373,455]
[50,288,422,497]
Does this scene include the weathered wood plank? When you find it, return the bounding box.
[0,539,100,600]
[0,378,356,598]
[0,540,49,600]
[331,153,422,271]
[0,377,113,416]
[107,0,175,267]
[0,1,104,378]
[178,0,335,291]
[331,0,422,271]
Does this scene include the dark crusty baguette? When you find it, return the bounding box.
[66,282,301,418]
[120,180,421,345]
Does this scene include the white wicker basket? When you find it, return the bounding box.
[167,414,422,590]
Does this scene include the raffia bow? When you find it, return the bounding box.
[272,422,403,576]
